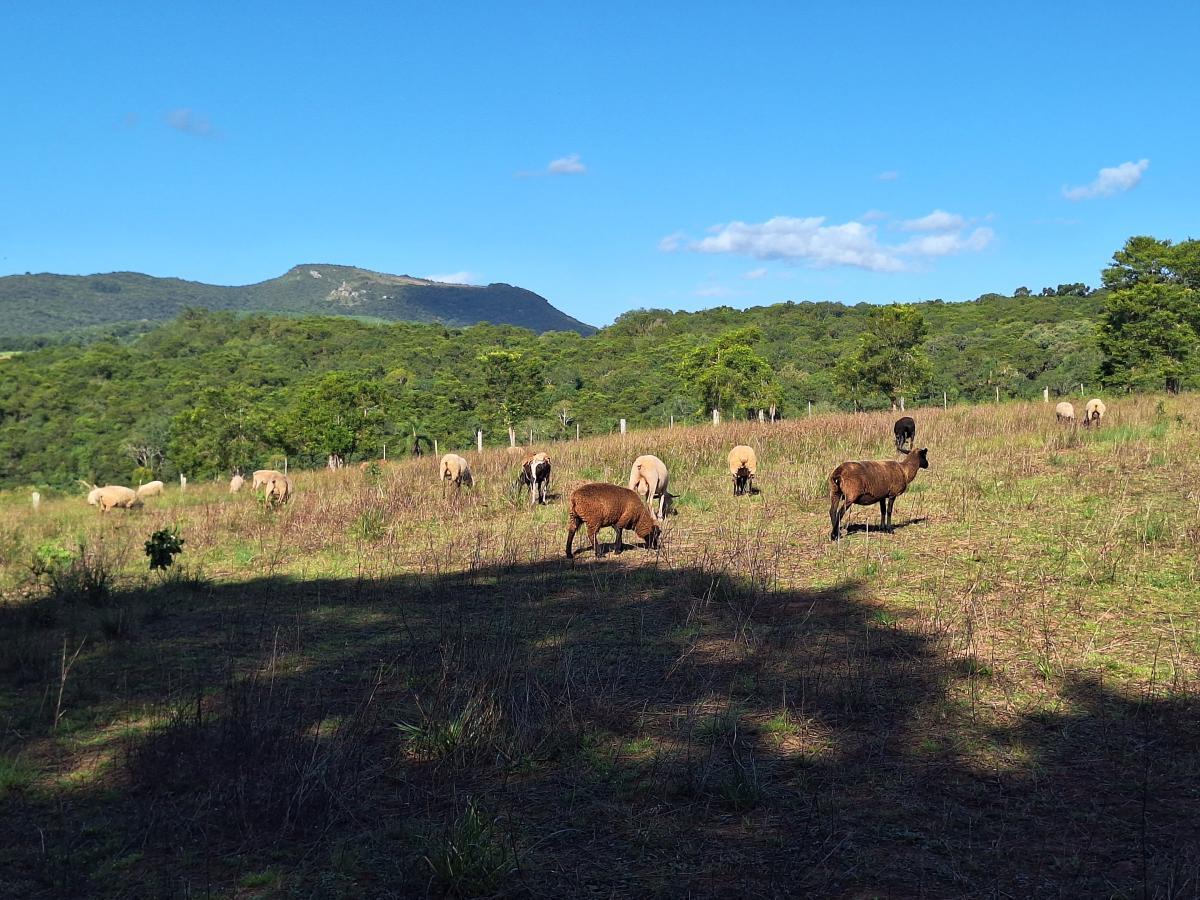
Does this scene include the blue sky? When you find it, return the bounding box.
[2,2,1196,326]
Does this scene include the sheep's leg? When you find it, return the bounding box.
[879,500,889,531]
[589,524,601,557]
[566,518,579,558]
[885,497,896,528]
[829,493,844,540]
[614,528,624,554]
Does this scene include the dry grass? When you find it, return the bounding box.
[1,395,1199,897]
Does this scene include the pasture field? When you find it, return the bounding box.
[1,395,1198,897]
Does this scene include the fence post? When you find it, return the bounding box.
[670,415,674,429]
[179,474,187,492]
[575,422,580,441]
[900,396,905,411]
[31,491,40,512]
[1043,387,1049,403]
[943,391,947,409]
[619,418,626,434]
[433,439,438,457]
[477,430,483,453]
[712,409,720,426]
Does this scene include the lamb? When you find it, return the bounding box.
[86,485,143,513]
[264,474,292,506]
[136,480,165,498]
[252,469,285,491]
[1055,401,1075,424]
[829,448,928,541]
[439,453,473,492]
[893,416,916,452]
[1083,398,1106,427]
[727,445,758,496]
[565,482,661,558]
[229,474,245,493]
[519,451,552,505]
[628,454,670,520]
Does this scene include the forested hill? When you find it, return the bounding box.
[0,264,596,342]
[0,290,1105,489]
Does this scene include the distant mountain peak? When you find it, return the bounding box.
[0,265,596,340]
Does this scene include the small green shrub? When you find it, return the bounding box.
[144,527,184,570]
[424,799,517,896]
[349,508,387,542]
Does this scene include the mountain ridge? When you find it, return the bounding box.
[0,264,596,341]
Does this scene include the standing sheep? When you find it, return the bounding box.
[894,416,916,452]
[829,448,928,541]
[86,485,144,513]
[264,474,292,506]
[519,452,552,505]
[440,453,473,493]
[136,480,165,499]
[1083,398,1106,427]
[229,474,245,493]
[565,483,661,558]
[1055,402,1075,424]
[253,469,285,491]
[628,454,670,520]
[727,445,758,496]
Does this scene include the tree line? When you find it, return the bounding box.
[0,235,1194,490]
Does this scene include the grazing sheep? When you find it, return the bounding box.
[519,451,552,505]
[264,474,292,506]
[136,480,165,498]
[628,454,670,520]
[727,445,758,496]
[253,469,285,491]
[566,483,661,558]
[1083,398,1106,427]
[829,448,928,541]
[229,474,244,493]
[440,453,473,492]
[894,416,916,452]
[88,485,143,513]
[1055,402,1075,424]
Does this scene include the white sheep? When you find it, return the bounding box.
[1055,401,1075,424]
[628,454,670,520]
[136,480,165,498]
[727,445,758,496]
[86,485,143,512]
[1083,398,1106,427]
[264,474,292,506]
[519,451,552,505]
[440,453,473,493]
[253,469,285,491]
[229,474,245,493]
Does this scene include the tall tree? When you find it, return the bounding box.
[676,328,777,418]
[476,350,544,434]
[1098,282,1200,393]
[834,305,932,407]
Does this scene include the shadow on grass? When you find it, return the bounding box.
[1,558,1197,897]
[844,516,929,535]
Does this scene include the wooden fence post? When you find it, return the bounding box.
[619,418,626,434]
[477,430,483,453]
[712,409,720,426]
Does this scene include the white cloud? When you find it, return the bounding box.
[1063,159,1149,201]
[166,107,216,138]
[878,170,899,181]
[861,209,888,222]
[547,153,586,175]
[658,231,686,252]
[425,271,477,285]
[669,212,993,272]
[897,227,994,256]
[742,267,769,280]
[899,209,966,232]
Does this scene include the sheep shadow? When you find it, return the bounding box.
[1,558,1196,898]
[843,516,928,535]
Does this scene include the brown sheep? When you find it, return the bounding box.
[519,451,552,505]
[727,445,758,496]
[628,454,670,520]
[829,448,928,541]
[566,483,661,558]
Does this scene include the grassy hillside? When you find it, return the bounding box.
[1,395,1196,896]
[0,264,596,342]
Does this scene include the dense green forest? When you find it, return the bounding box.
[1,236,1195,490]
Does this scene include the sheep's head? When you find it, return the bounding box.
[917,448,929,468]
[645,524,662,550]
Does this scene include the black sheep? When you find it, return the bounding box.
[893,416,916,452]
